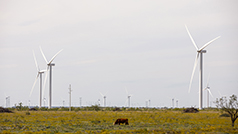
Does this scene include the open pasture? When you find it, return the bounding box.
[0,110,237,133]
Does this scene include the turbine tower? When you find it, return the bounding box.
[69,84,72,111]
[30,51,46,108]
[176,100,178,108]
[186,25,220,110]
[40,47,63,109]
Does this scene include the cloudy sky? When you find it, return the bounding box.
[0,0,237,108]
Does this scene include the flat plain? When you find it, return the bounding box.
[0,110,237,133]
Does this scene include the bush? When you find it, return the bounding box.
[219,113,230,117]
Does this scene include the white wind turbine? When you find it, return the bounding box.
[145,99,151,108]
[40,47,63,109]
[4,93,10,108]
[186,25,220,110]
[203,74,213,108]
[30,51,46,108]
[125,87,133,107]
[100,92,107,107]
[167,96,175,108]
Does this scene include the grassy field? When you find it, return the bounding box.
[0,110,237,133]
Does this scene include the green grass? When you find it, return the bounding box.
[0,110,237,133]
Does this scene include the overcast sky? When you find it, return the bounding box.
[0,0,237,108]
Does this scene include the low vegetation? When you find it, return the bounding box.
[0,107,237,133]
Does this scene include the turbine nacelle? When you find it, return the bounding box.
[197,50,206,53]
[39,70,47,74]
[48,63,55,66]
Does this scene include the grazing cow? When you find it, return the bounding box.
[113,118,129,125]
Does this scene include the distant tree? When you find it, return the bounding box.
[215,94,238,127]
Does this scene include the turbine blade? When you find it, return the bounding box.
[206,73,211,87]
[185,25,199,50]
[203,87,207,90]
[125,87,128,95]
[42,66,49,97]
[40,46,48,63]
[48,49,63,64]
[188,53,199,93]
[30,73,39,97]
[33,50,39,71]
[199,36,221,51]
[124,98,128,106]
[218,91,222,97]
[105,91,108,96]
[207,89,213,98]
[99,92,104,97]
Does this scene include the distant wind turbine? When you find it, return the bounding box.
[40,46,63,109]
[145,99,151,108]
[218,91,227,98]
[4,93,10,108]
[167,96,175,108]
[125,87,133,107]
[203,74,213,108]
[100,92,107,107]
[30,51,46,108]
[186,25,220,110]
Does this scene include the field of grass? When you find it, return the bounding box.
[0,110,237,133]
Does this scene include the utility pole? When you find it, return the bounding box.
[69,84,72,111]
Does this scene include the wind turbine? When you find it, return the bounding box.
[125,87,133,107]
[203,74,213,108]
[167,96,175,108]
[145,99,151,108]
[30,51,46,108]
[172,98,175,108]
[40,46,63,109]
[100,92,107,107]
[186,25,220,110]
[4,94,10,108]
